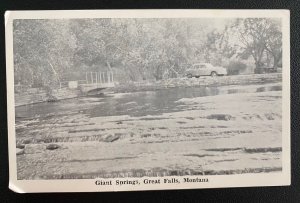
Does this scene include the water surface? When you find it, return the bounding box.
[16,84,282,119]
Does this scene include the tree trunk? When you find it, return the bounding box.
[48,61,61,88]
[106,61,112,71]
[169,64,179,78]
[273,55,280,70]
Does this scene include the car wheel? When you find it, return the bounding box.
[211,71,217,77]
[187,74,193,78]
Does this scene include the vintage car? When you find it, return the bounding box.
[186,63,227,78]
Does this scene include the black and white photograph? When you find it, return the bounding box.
[5,10,290,192]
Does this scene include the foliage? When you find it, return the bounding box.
[229,18,282,70]
[13,18,282,88]
[226,61,247,75]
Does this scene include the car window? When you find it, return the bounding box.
[193,64,207,69]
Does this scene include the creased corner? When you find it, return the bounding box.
[9,180,25,194]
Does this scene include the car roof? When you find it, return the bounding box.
[193,63,212,66]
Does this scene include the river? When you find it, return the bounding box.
[15,83,283,179]
[16,84,282,120]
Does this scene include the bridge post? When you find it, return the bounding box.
[95,72,98,87]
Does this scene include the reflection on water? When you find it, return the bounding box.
[15,85,282,119]
[227,85,282,94]
[256,86,282,92]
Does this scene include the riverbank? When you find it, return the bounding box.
[15,83,282,179]
[113,73,282,93]
[14,88,81,107]
[14,73,282,107]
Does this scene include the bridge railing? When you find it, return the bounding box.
[85,71,114,84]
[59,71,115,90]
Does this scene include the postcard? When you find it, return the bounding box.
[5,9,290,192]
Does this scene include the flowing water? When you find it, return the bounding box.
[15,83,283,179]
[16,84,282,119]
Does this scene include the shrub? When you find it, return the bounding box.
[226,61,247,75]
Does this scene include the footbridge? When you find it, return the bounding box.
[80,71,115,94]
[60,71,115,95]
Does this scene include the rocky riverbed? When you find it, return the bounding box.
[15,79,282,179]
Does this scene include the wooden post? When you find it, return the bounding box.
[95,72,98,87]
[85,72,88,84]
[107,72,110,83]
[91,72,93,83]
[111,72,114,83]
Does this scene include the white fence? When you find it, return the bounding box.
[59,71,115,89]
[85,71,114,84]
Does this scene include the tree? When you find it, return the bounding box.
[197,27,235,66]
[14,19,77,87]
[15,18,280,87]
[265,21,282,69]
[230,18,282,70]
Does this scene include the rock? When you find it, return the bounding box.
[16,143,25,149]
[206,114,234,121]
[46,95,58,102]
[46,144,61,150]
[16,148,24,155]
[22,139,31,144]
[24,144,46,154]
[103,134,120,142]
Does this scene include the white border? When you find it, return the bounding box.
[5,9,290,193]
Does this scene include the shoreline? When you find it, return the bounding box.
[15,73,282,107]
